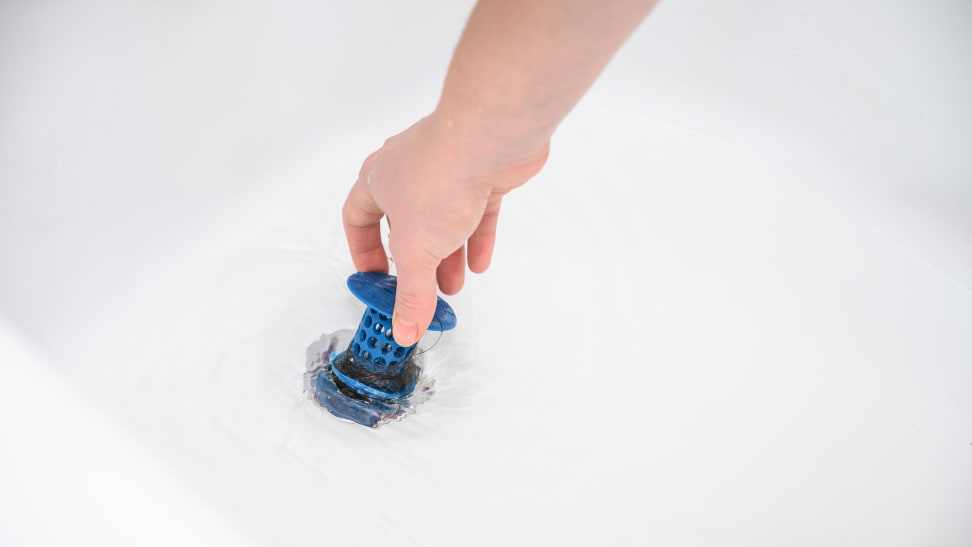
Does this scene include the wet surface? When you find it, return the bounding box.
[2,9,970,539]
[304,330,435,428]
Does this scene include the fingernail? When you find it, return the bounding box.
[393,315,419,346]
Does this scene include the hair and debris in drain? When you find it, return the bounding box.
[304,330,436,428]
[303,272,456,428]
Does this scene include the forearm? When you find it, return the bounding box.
[344,0,657,345]
[435,0,658,167]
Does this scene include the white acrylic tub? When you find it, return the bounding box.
[1,1,970,545]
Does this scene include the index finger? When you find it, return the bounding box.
[342,176,389,274]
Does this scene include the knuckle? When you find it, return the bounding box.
[341,197,354,220]
[357,149,380,178]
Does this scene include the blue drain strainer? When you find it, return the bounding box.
[304,272,457,428]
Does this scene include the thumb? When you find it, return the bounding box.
[390,246,440,347]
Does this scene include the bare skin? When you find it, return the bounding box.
[343,0,658,346]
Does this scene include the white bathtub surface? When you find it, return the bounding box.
[0,318,258,547]
[1,1,970,546]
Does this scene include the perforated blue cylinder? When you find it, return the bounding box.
[348,307,413,375]
[330,272,457,400]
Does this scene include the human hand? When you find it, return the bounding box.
[342,111,549,346]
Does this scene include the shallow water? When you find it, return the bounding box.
[2,1,970,542]
[304,326,473,428]
[37,106,971,545]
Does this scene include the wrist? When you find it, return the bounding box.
[429,94,552,176]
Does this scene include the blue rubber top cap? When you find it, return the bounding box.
[347,272,457,332]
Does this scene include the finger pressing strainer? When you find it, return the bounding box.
[303,272,457,428]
